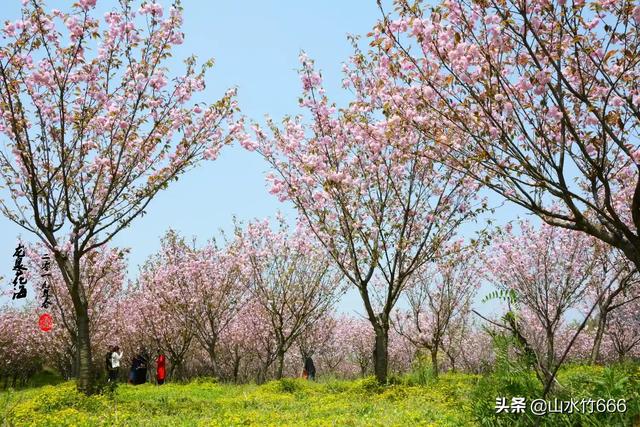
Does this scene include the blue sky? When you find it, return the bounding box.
[0,0,524,314]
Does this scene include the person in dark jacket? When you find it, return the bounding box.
[129,349,148,385]
[304,357,316,381]
[133,349,148,385]
[129,354,140,384]
[105,346,114,381]
[128,366,135,384]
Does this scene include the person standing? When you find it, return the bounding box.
[128,363,136,384]
[109,346,123,382]
[105,347,114,382]
[156,354,166,385]
[304,357,316,381]
[133,349,149,385]
[130,352,142,384]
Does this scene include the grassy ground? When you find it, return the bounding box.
[1,365,639,426]
[0,375,477,426]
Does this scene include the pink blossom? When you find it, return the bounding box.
[78,0,97,11]
[634,7,640,24]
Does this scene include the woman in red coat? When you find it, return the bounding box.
[156,354,166,385]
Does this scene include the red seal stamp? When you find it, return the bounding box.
[39,313,53,332]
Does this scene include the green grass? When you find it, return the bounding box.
[1,365,638,426]
[0,374,477,426]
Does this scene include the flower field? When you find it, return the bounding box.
[1,364,639,426]
[1,0,640,425]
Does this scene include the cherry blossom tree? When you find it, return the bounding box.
[23,243,128,379]
[139,298,194,381]
[0,305,47,387]
[248,54,485,383]
[483,221,599,393]
[294,313,343,376]
[446,320,494,374]
[605,296,640,361]
[582,245,639,363]
[437,313,475,373]
[394,245,480,377]
[135,231,196,380]
[295,313,335,360]
[206,296,269,383]
[136,229,248,378]
[0,0,239,393]
[335,316,376,378]
[286,313,364,379]
[365,0,640,271]
[237,217,345,380]
[181,243,247,378]
[202,295,288,383]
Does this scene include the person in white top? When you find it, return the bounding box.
[108,346,123,382]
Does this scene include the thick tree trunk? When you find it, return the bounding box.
[207,344,217,377]
[75,310,94,394]
[256,365,267,384]
[373,326,389,384]
[542,329,557,394]
[54,252,95,394]
[590,311,608,364]
[169,354,185,381]
[545,329,555,371]
[275,348,285,380]
[71,346,79,378]
[169,362,177,380]
[69,340,78,378]
[620,241,640,274]
[232,351,241,383]
[430,348,439,378]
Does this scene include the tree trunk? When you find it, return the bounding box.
[446,349,456,372]
[55,252,95,395]
[372,326,389,384]
[542,328,556,394]
[71,347,79,378]
[620,243,640,274]
[256,365,267,384]
[170,355,185,381]
[232,350,241,383]
[207,344,217,377]
[590,311,608,364]
[360,364,367,378]
[430,347,439,378]
[169,362,176,380]
[545,328,555,370]
[275,347,285,380]
[69,340,78,378]
[75,309,94,394]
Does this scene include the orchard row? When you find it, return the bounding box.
[0,0,639,394]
